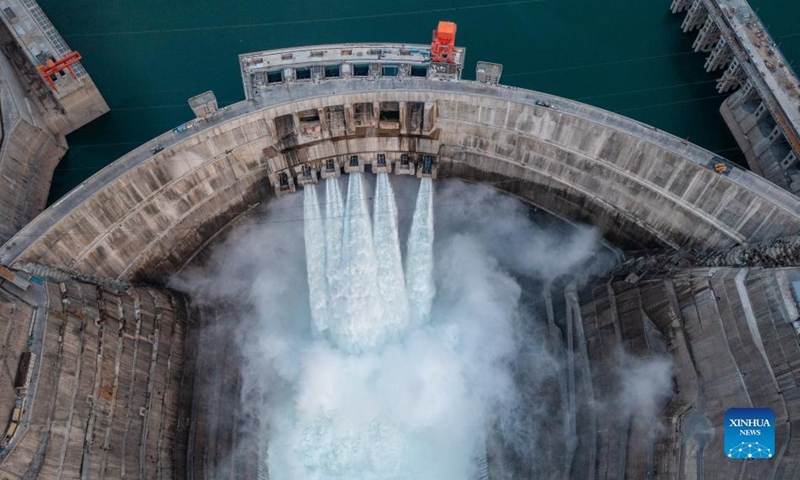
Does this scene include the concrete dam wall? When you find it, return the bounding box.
[0,278,193,479]
[1,38,800,479]
[3,78,800,285]
[0,0,109,244]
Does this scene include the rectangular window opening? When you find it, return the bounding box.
[267,70,283,84]
[295,67,311,80]
[410,65,428,77]
[299,109,320,124]
[381,65,399,77]
[379,101,400,122]
[353,64,370,77]
[324,65,341,78]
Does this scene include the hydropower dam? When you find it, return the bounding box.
[0,5,800,480]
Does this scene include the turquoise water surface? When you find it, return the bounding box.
[38,0,799,202]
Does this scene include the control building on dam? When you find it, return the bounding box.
[1,14,800,480]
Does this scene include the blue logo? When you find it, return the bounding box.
[724,407,775,459]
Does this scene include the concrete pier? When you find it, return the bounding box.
[704,36,734,71]
[692,17,721,52]
[0,0,109,243]
[681,0,708,32]
[672,0,800,195]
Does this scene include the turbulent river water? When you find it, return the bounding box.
[173,175,678,479]
[267,174,469,478]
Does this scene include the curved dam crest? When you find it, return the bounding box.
[2,77,800,284]
[1,37,800,480]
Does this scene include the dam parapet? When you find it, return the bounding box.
[671,0,800,194]
[7,69,800,283]
[6,17,800,284]
[0,0,109,243]
[239,41,466,101]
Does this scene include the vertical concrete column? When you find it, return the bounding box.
[282,67,294,83]
[422,102,437,135]
[265,112,279,141]
[682,0,708,32]
[717,57,743,93]
[344,103,356,135]
[291,112,302,136]
[693,17,720,52]
[725,79,755,109]
[399,101,408,135]
[752,123,781,158]
[754,101,768,120]
[704,36,733,72]
[736,96,765,133]
[671,0,693,14]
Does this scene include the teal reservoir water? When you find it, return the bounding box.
[39,0,799,203]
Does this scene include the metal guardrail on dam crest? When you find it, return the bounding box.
[3,76,800,267]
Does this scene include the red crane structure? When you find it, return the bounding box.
[431,21,457,63]
[38,51,82,91]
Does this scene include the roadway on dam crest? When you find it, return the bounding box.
[3,77,800,283]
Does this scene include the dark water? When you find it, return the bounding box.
[39,0,799,203]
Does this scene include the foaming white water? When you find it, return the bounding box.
[303,183,329,334]
[372,172,410,333]
[405,178,436,326]
[172,177,620,479]
[331,173,385,352]
[265,177,535,480]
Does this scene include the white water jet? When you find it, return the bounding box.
[303,183,329,334]
[372,172,410,334]
[332,173,384,352]
[405,178,436,326]
[325,177,345,330]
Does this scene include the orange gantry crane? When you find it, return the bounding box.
[37,51,82,90]
[431,21,457,63]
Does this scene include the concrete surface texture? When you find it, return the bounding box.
[671,0,800,194]
[0,0,108,244]
[0,278,192,479]
[1,27,800,479]
[575,266,800,479]
[3,77,800,284]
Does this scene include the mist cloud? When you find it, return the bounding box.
[173,177,673,479]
